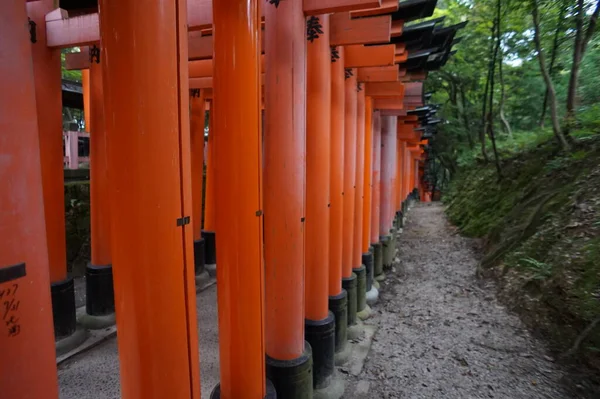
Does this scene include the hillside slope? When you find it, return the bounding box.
[445,135,600,373]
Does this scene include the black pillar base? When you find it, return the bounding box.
[210,379,277,399]
[341,274,357,326]
[362,251,374,292]
[201,230,217,264]
[373,242,383,278]
[328,291,348,354]
[193,238,206,275]
[395,210,403,229]
[305,312,335,390]
[267,343,313,399]
[353,266,367,313]
[85,264,115,316]
[51,277,77,340]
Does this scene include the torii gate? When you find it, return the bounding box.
[1,0,440,398]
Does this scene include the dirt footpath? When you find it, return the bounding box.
[343,203,590,399]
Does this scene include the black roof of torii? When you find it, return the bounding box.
[391,0,438,23]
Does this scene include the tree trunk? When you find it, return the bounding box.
[480,21,496,164]
[488,0,503,180]
[532,0,570,151]
[539,1,566,128]
[566,0,600,133]
[459,85,474,149]
[497,0,512,138]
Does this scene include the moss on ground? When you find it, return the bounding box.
[445,134,600,370]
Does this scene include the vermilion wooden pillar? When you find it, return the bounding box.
[264,1,312,396]
[361,97,376,300]
[404,144,412,203]
[378,116,396,279]
[371,112,383,280]
[380,116,395,236]
[329,46,349,359]
[28,0,75,342]
[398,139,408,221]
[362,98,374,256]
[98,0,201,397]
[85,52,115,322]
[342,68,358,327]
[390,120,398,224]
[396,135,404,214]
[202,99,217,267]
[0,2,58,396]
[190,89,208,281]
[305,14,335,391]
[83,69,91,131]
[353,88,367,315]
[212,0,268,397]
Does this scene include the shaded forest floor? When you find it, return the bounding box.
[343,203,596,398]
[445,134,600,384]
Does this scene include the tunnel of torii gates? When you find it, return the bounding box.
[1,0,463,397]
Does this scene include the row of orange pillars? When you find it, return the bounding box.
[1,1,428,398]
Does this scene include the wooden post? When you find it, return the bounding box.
[353,87,367,314]
[0,1,59,397]
[380,116,396,236]
[83,69,91,131]
[264,1,312,395]
[361,97,375,297]
[370,112,383,280]
[202,98,217,266]
[190,89,208,281]
[212,0,269,397]
[342,67,358,326]
[85,50,115,321]
[98,0,201,397]
[28,0,77,344]
[305,14,335,391]
[328,46,349,358]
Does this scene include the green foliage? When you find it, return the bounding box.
[64,182,90,275]
[427,0,600,178]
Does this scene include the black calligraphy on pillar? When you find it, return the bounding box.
[357,83,363,92]
[345,68,354,80]
[331,46,341,63]
[306,16,323,42]
[190,89,201,98]
[267,0,281,7]
[28,18,37,44]
[89,45,101,64]
[1,284,21,338]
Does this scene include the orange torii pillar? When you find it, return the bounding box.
[329,46,350,362]
[353,87,368,319]
[342,68,359,332]
[264,1,312,396]
[98,1,201,397]
[0,2,59,396]
[190,89,210,286]
[398,140,408,227]
[362,98,378,305]
[370,111,384,287]
[403,143,413,210]
[378,116,397,281]
[305,14,337,393]
[81,48,115,328]
[211,1,272,397]
[414,157,421,199]
[28,0,82,349]
[202,99,217,271]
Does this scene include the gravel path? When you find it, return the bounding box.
[343,203,588,399]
